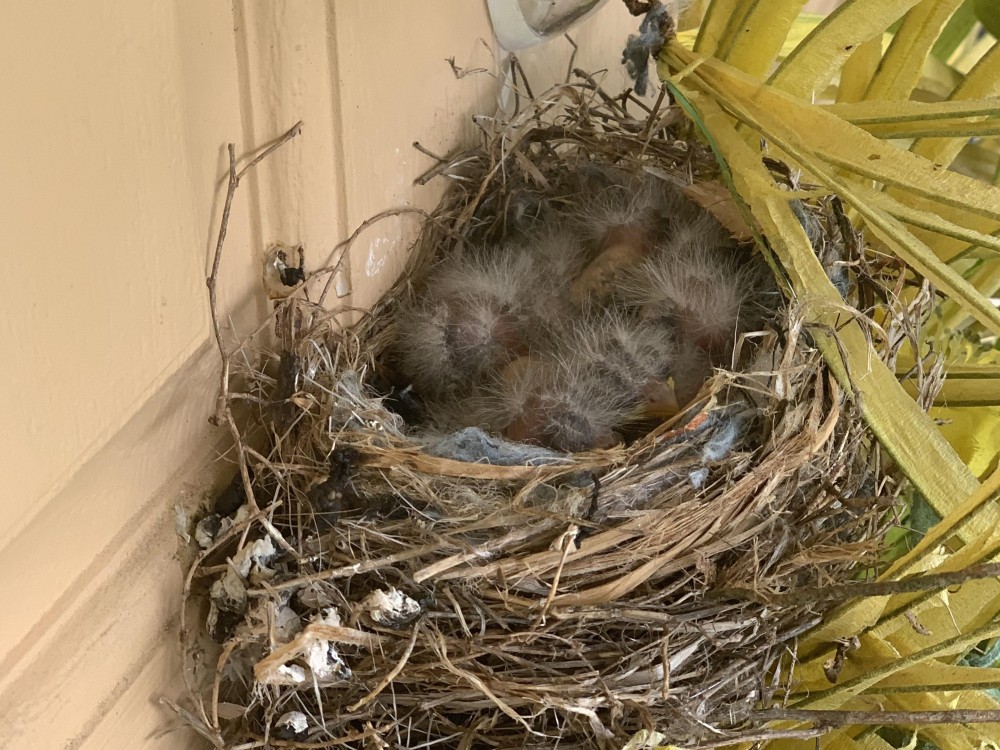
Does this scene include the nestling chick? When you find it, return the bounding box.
[392,167,779,452]
[624,213,770,362]
[519,222,594,317]
[394,250,536,400]
[466,312,682,452]
[570,168,677,252]
[567,171,691,307]
[490,356,634,453]
[563,311,676,408]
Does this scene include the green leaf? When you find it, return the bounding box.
[865,0,966,101]
[768,0,923,99]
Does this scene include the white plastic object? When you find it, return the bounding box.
[487,0,609,50]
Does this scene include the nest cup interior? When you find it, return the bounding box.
[187,80,919,749]
[385,163,779,457]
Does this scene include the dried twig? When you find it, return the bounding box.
[206,120,303,513]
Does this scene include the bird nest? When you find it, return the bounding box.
[177,72,936,749]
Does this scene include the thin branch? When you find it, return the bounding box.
[347,621,422,711]
[564,34,578,84]
[205,121,303,513]
[683,726,831,748]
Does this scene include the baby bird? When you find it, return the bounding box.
[623,213,769,363]
[570,167,679,253]
[489,356,632,453]
[519,222,594,317]
[566,171,690,307]
[467,312,680,452]
[564,311,676,408]
[392,169,778,454]
[394,250,536,400]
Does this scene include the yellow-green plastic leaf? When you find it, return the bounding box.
[884,467,1000,579]
[801,535,1000,651]
[913,41,1000,167]
[664,50,1000,333]
[768,0,923,99]
[825,179,1000,335]
[662,58,981,527]
[976,0,1000,37]
[897,195,1000,264]
[678,51,1000,224]
[906,377,1000,406]
[778,12,829,61]
[933,0,979,62]
[825,96,1000,124]
[863,189,1000,255]
[884,691,1000,750]
[701,70,1000,271]
[936,404,1000,475]
[837,35,885,103]
[932,256,1000,331]
[871,560,1000,642]
[772,733,897,750]
[952,26,998,73]
[919,48,968,100]
[798,661,1000,695]
[797,619,1000,707]
[676,0,708,32]
[693,0,740,56]
[864,0,966,101]
[861,117,1000,139]
[718,0,808,78]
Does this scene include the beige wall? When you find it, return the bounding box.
[0,1,638,747]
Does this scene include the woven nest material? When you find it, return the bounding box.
[178,74,938,749]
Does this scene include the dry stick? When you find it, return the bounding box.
[532,526,577,628]
[160,697,226,748]
[212,639,240,731]
[660,631,670,700]
[573,69,629,119]
[711,561,1000,606]
[414,150,480,186]
[412,140,448,163]
[563,34,578,84]
[347,621,422,711]
[756,707,1000,726]
[206,120,303,517]
[234,725,387,749]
